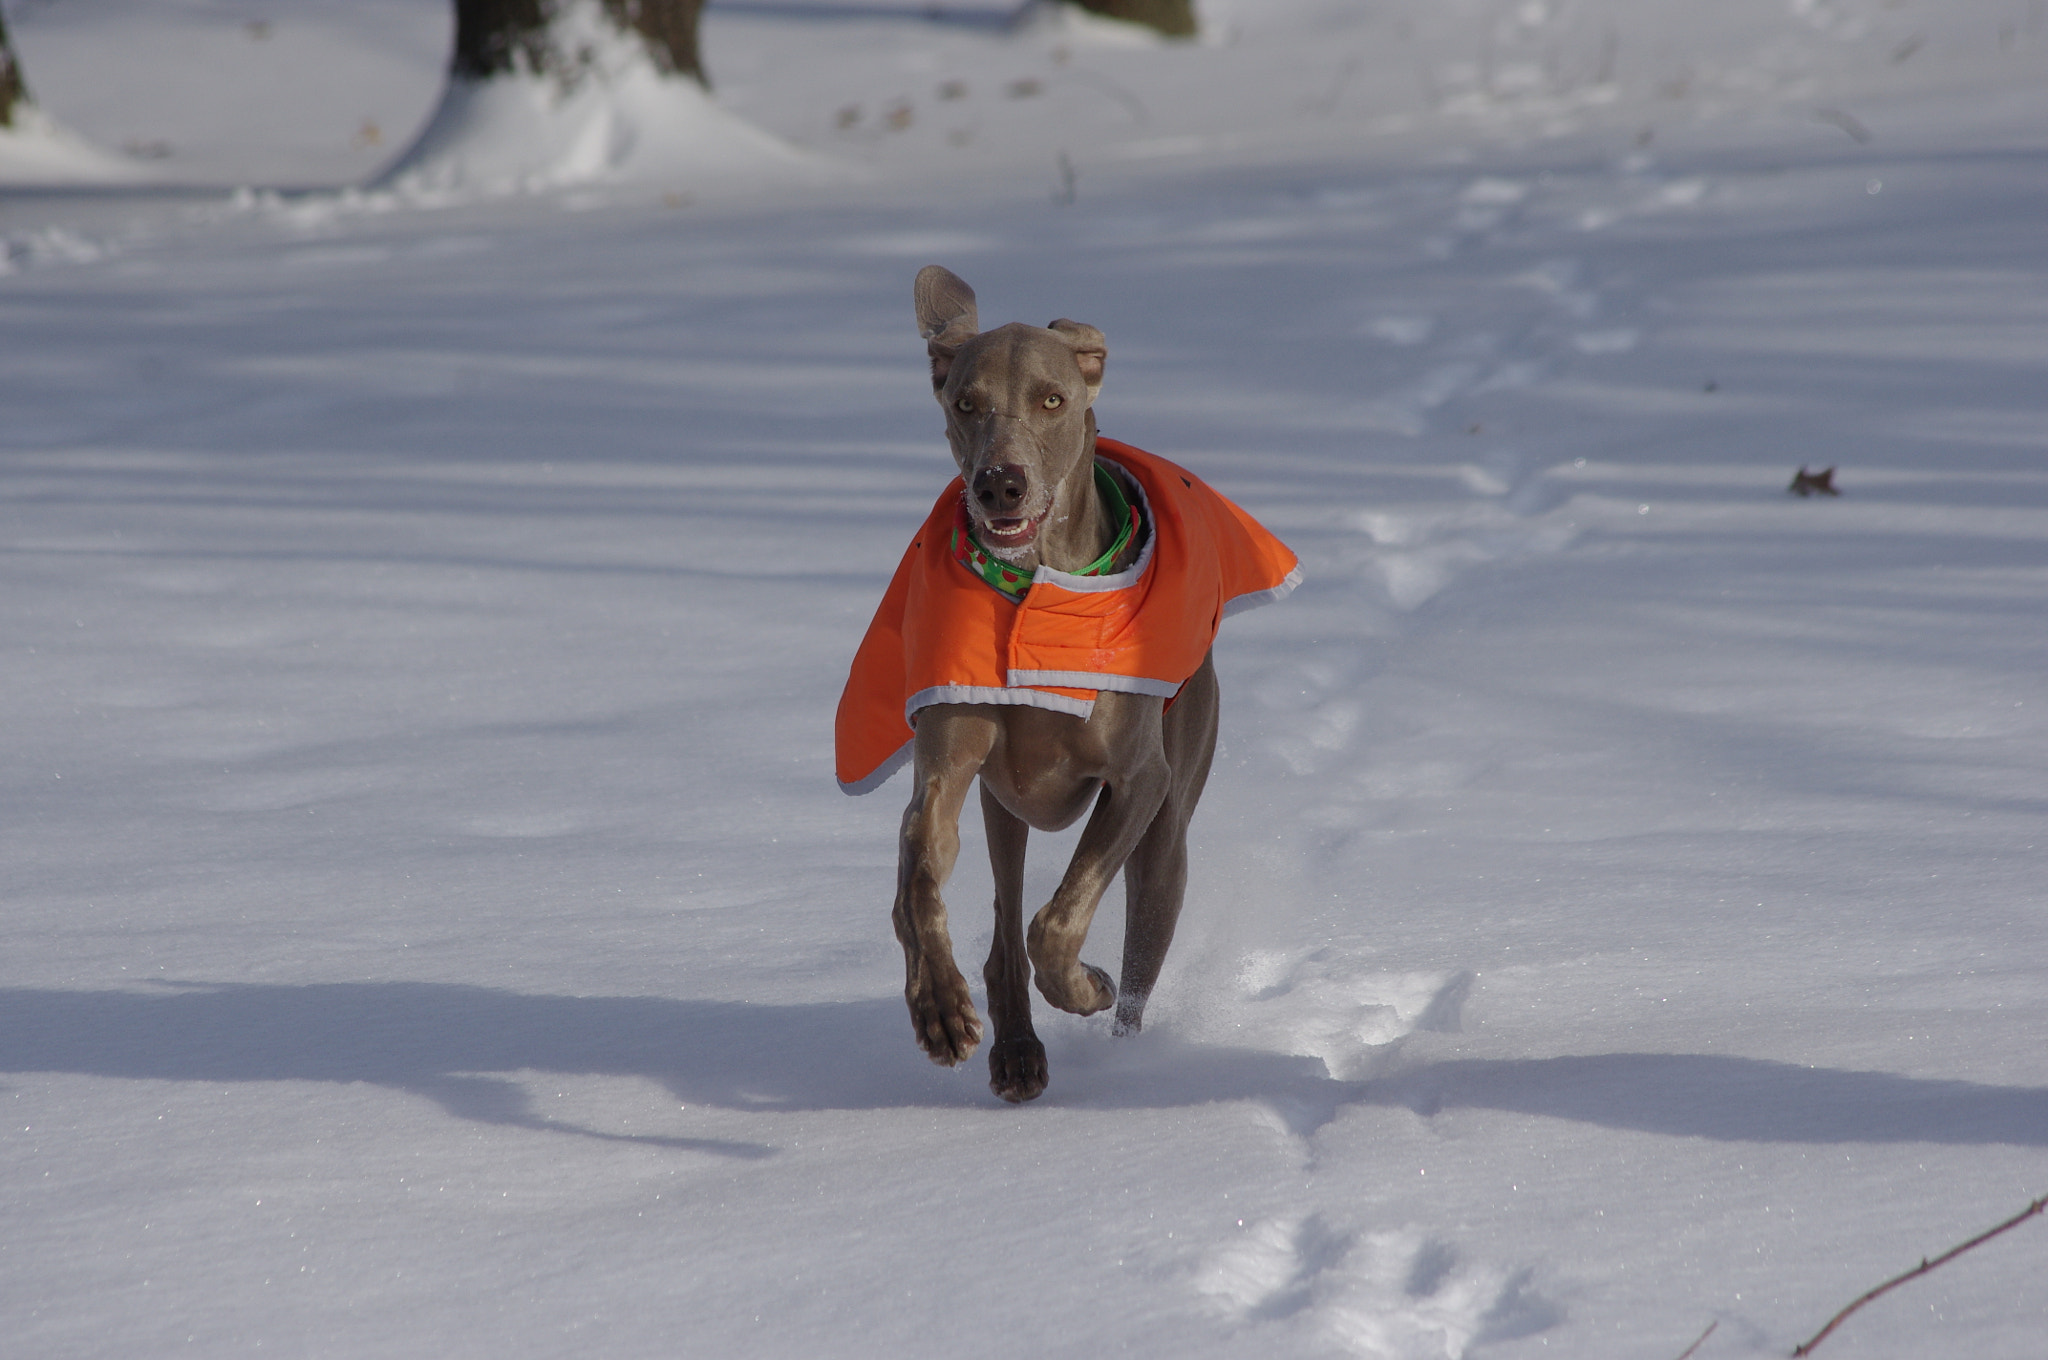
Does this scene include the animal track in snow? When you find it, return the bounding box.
[1452,176,1530,235]
[1575,171,1713,231]
[0,226,109,274]
[1189,950,1473,1082]
[1512,256,1599,319]
[1348,249,1647,444]
[1196,1216,1558,1358]
[1571,326,1640,354]
[1195,1213,1351,1321]
[1361,313,1437,346]
[1343,360,1485,436]
[1246,645,1383,778]
[1354,490,1578,611]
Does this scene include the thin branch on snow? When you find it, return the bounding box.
[1791,1195,2047,1356]
[1671,1319,1716,1360]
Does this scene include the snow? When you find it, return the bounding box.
[0,97,148,184]
[375,0,821,196]
[1,0,447,187]
[3,1,2046,1357]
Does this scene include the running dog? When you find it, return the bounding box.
[835,266,1298,1102]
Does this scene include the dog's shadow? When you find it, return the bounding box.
[4,981,2044,1155]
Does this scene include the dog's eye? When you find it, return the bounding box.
[955,397,975,413]
[1042,393,1063,410]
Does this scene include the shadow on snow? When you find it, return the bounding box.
[3,980,2044,1152]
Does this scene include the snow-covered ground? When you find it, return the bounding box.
[3,2,2046,1357]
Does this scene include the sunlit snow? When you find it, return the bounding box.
[3,2,2046,1357]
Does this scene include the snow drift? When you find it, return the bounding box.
[374,0,812,197]
[0,100,151,186]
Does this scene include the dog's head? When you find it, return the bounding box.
[913,265,1107,564]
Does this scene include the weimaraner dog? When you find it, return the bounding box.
[838,266,1296,1101]
[882,265,1226,1103]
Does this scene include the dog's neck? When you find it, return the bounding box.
[1015,414,1128,576]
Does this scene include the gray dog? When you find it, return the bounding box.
[835,266,1298,1102]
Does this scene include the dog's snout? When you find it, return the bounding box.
[972,464,1029,515]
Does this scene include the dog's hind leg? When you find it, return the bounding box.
[1115,653,1220,1036]
[1113,810,1192,1036]
[981,783,1049,1102]
[1025,706,1173,1017]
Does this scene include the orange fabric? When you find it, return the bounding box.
[835,439,1300,794]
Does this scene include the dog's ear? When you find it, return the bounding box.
[1048,319,1107,405]
[914,266,979,390]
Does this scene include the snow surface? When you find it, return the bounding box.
[1,0,447,187]
[374,0,823,197]
[0,97,148,185]
[3,2,2047,1357]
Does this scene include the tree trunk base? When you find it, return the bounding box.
[453,0,705,86]
[0,9,31,129]
[1065,0,1198,39]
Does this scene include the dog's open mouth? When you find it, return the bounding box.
[978,514,1043,549]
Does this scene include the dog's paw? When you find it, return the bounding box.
[906,965,983,1066]
[1081,961,1117,1012]
[987,1035,1049,1103]
[1033,960,1116,1017]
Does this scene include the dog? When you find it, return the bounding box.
[834,266,1298,1102]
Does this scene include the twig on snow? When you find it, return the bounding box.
[1788,465,1839,497]
[1811,107,1871,143]
[1672,1319,1717,1360]
[1791,1195,2047,1356]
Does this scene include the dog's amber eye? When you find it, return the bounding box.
[1043,393,1063,410]
[955,397,974,413]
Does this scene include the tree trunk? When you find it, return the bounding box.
[0,7,31,129]
[1066,0,1197,39]
[451,0,706,87]
[381,0,784,193]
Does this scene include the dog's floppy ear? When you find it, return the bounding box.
[914,265,979,390]
[1048,319,1107,405]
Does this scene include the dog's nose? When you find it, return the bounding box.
[972,464,1029,514]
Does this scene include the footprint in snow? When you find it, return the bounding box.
[1247,649,1380,777]
[1361,314,1437,346]
[1452,176,1531,236]
[1192,949,1473,1082]
[1354,491,1578,610]
[1196,1215,1560,1357]
[1343,360,1486,436]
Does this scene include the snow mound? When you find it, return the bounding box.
[0,223,109,274]
[374,0,819,198]
[0,103,150,186]
[1009,0,1184,48]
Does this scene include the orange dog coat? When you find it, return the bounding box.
[835,438,1300,794]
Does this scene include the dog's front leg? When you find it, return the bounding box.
[894,711,995,1066]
